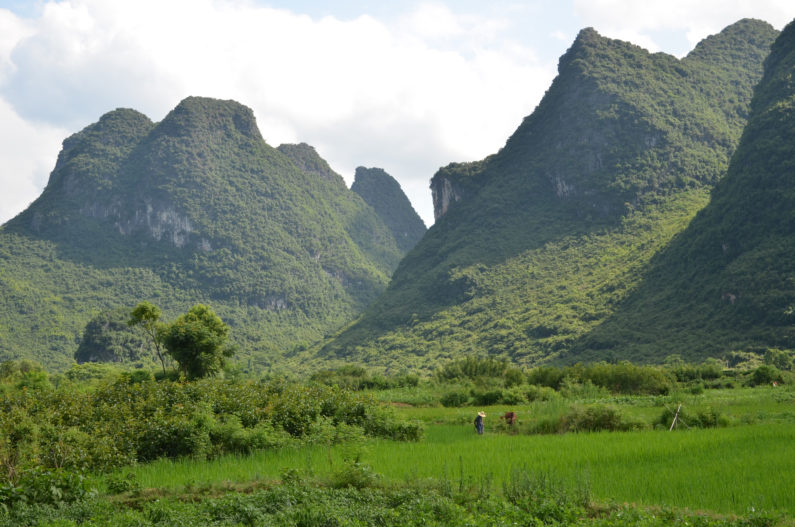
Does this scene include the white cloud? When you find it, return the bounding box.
[574,0,795,53]
[0,0,554,226]
[0,98,66,222]
[4,1,792,226]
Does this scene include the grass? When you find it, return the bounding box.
[124,385,795,517]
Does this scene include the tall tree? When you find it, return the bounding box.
[128,302,167,374]
[162,304,234,379]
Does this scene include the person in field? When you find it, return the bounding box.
[500,411,517,426]
[474,411,485,434]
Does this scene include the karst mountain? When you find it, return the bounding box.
[0,97,424,370]
[316,19,781,372]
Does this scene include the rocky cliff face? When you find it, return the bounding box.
[430,174,463,220]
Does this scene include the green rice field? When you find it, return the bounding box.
[128,387,795,517]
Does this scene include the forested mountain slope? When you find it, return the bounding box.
[351,166,426,253]
[570,20,795,362]
[315,20,779,372]
[0,97,412,371]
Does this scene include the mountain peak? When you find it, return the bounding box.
[686,18,778,66]
[351,166,426,252]
[277,142,345,187]
[156,96,262,142]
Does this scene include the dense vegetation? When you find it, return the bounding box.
[351,166,427,252]
[318,19,782,369]
[570,19,795,363]
[0,357,792,525]
[0,97,417,372]
[0,363,421,482]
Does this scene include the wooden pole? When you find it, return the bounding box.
[669,403,682,431]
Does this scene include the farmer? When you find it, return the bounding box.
[474,411,485,435]
[501,411,517,426]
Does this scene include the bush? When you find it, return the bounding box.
[502,468,590,524]
[657,406,727,429]
[471,389,503,406]
[435,356,507,382]
[500,387,526,405]
[504,368,524,388]
[329,462,380,489]
[440,390,469,407]
[559,379,610,400]
[525,385,559,402]
[749,365,783,386]
[526,367,566,389]
[557,405,647,433]
[105,472,140,494]
[0,468,96,509]
[575,362,673,395]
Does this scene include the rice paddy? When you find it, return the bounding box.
[127,386,795,517]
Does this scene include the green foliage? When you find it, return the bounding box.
[764,348,794,371]
[575,22,795,364]
[440,390,469,407]
[555,404,648,433]
[350,166,427,252]
[0,376,422,485]
[163,304,233,379]
[434,356,508,382]
[749,365,784,386]
[658,406,728,429]
[0,97,417,372]
[308,366,419,391]
[502,468,590,524]
[127,301,167,372]
[74,308,150,365]
[525,362,674,395]
[319,21,780,369]
[0,468,96,510]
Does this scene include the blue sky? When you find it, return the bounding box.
[0,0,793,226]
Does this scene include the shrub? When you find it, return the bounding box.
[558,405,647,433]
[504,368,524,388]
[471,389,503,406]
[559,379,610,400]
[575,362,673,395]
[105,472,140,494]
[764,348,793,371]
[749,365,783,386]
[657,406,727,429]
[0,468,96,509]
[524,385,558,402]
[435,356,507,382]
[440,390,469,407]
[526,367,566,389]
[329,462,380,489]
[500,387,526,405]
[364,409,423,441]
[502,468,589,524]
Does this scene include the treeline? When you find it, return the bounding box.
[431,355,792,408]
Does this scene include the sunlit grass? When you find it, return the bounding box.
[127,421,794,515]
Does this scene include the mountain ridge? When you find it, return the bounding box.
[568,19,795,362]
[314,19,780,372]
[0,96,414,370]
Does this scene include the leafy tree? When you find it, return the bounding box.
[128,302,167,374]
[75,308,149,364]
[162,304,234,379]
